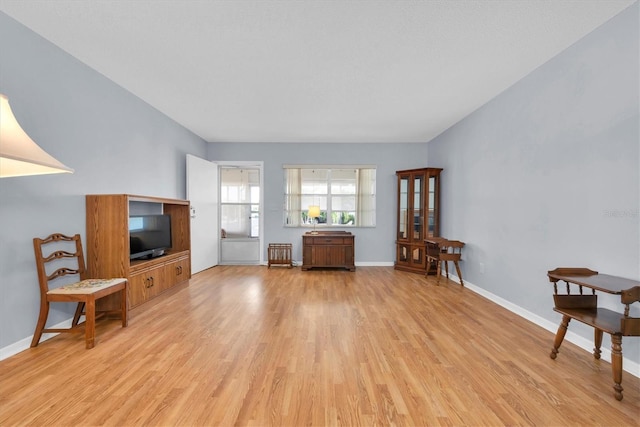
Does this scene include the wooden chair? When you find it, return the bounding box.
[426,238,465,286]
[32,233,128,349]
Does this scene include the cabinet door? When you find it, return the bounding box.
[412,174,424,242]
[426,173,439,238]
[313,246,329,266]
[128,272,149,308]
[327,246,345,266]
[397,243,425,270]
[302,243,311,267]
[398,175,410,241]
[164,256,190,289]
[398,172,425,243]
[312,245,347,267]
[129,266,164,308]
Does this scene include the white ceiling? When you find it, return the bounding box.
[0,0,635,143]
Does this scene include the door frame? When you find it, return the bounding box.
[217,161,265,265]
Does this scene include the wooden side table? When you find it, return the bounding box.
[547,268,640,400]
[425,237,465,285]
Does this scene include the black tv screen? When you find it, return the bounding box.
[129,214,172,260]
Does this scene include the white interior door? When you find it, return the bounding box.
[186,154,219,273]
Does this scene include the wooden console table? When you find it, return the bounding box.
[425,237,465,285]
[302,231,355,271]
[547,268,640,401]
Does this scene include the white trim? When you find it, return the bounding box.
[283,164,377,169]
[355,261,394,267]
[289,261,394,267]
[0,318,73,361]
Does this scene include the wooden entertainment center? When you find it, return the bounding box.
[86,194,191,310]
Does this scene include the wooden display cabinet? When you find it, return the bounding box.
[86,194,191,310]
[394,167,442,274]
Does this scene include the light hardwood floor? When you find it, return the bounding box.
[1,266,638,426]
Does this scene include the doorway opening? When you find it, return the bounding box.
[219,164,263,265]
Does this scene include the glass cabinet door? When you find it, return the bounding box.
[412,175,423,241]
[398,176,409,240]
[426,173,439,237]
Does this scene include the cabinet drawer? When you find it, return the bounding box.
[310,237,346,245]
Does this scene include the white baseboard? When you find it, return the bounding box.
[445,273,640,379]
[355,261,395,267]
[280,261,394,267]
[0,318,73,361]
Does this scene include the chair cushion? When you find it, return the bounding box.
[47,278,126,295]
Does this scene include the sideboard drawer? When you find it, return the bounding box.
[311,236,347,245]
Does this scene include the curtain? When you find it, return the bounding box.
[284,168,302,226]
[356,168,376,226]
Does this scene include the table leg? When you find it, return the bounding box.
[454,261,464,286]
[550,315,571,359]
[85,297,96,349]
[611,334,623,401]
[593,328,603,360]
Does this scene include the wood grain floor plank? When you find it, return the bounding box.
[0,266,638,426]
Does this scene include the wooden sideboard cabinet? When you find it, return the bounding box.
[302,231,355,271]
[86,194,191,311]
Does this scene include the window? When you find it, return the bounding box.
[221,168,260,238]
[284,165,376,227]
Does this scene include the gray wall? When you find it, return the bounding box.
[0,13,207,348]
[207,142,429,263]
[427,4,639,364]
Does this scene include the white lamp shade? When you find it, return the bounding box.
[308,205,321,218]
[0,94,73,178]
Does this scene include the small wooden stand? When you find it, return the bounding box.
[547,268,640,401]
[268,243,293,268]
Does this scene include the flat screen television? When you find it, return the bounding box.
[129,214,172,260]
